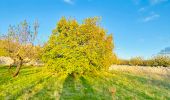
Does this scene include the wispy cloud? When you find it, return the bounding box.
[138,7,146,12]
[149,0,168,5]
[134,0,164,23]
[143,13,160,22]
[63,0,74,4]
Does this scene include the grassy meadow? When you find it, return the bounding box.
[1,0,170,99]
[0,65,170,100]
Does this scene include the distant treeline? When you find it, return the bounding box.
[115,56,170,67]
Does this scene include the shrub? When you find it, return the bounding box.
[0,40,10,56]
[42,17,115,75]
[152,55,170,67]
[127,56,170,67]
[118,59,129,65]
[129,57,143,66]
[112,53,119,64]
[142,60,154,66]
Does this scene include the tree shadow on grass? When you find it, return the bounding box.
[79,76,98,100]
[59,74,77,100]
[12,76,52,99]
[60,74,98,100]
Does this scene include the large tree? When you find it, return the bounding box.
[1,20,39,77]
[42,17,115,76]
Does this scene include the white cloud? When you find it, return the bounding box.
[138,7,146,12]
[134,0,167,22]
[149,0,168,5]
[63,0,74,4]
[143,13,160,22]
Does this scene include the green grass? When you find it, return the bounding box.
[0,65,170,100]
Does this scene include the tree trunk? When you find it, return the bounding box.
[13,56,23,77]
[71,72,77,79]
[8,64,12,69]
[8,58,17,69]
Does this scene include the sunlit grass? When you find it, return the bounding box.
[0,65,170,100]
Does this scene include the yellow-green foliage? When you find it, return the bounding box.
[0,40,6,56]
[112,53,119,64]
[118,56,170,67]
[152,55,170,67]
[135,56,170,67]
[129,57,143,66]
[118,59,130,65]
[0,39,12,56]
[0,48,8,56]
[0,20,40,60]
[142,60,154,66]
[42,17,114,74]
[0,40,10,56]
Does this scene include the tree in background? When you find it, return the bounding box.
[42,17,115,76]
[129,57,143,66]
[1,20,39,77]
[112,53,119,64]
[117,56,170,67]
[152,55,170,67]
[117,59,130,65]
[0,40,8,56]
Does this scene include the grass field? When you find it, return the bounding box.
[0,65,170,100]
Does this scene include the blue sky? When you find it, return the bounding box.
[0,0,170,59]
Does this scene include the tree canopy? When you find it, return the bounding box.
[0,20,39,77]
[42,17,115,75]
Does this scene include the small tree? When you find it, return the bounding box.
[118,59,130,65]
[152,55,170,67]
[42,17,114,76]
[129,57,143,66]
[1,20,39,77]
[112,53,118,64]
[0,40,8,56]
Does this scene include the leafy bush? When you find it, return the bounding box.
[142,56,170,67]
[152,55,170,67]
[117,56,170,67]
[117,59,129,65]
[142,60,154,66]
[42,17,114,75]
[112,53,119,64]
[0,40,11,56]
[129,57,143,66]
[0,48,8,56]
